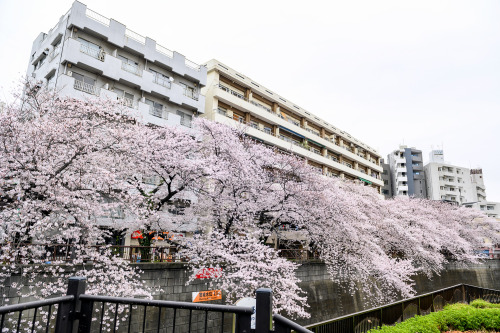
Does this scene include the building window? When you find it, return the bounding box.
[114,88,134,108]
[119,55,141,75]
[72,72,99,95]
[78,37,103,60]
[179,82,198,100]
[34,55,47,70]
[150,68,171,88]
[177,110,192,128]
[145,98,164,118]
[46,73,55,87]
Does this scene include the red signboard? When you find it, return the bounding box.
[131,230,143,239]
[195,267,223,279]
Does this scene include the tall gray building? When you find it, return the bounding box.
[26,1,206,129]
[387,146,427,198]
[381,159,393,199]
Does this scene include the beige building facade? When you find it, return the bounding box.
[201,59,384,192]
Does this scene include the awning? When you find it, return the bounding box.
[359,178,372,185]
[279,126,305,139]
[308,139,325,148]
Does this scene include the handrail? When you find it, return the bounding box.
[85,8,110,26]
[274,314,314,333]
[0,295,74,315]
[306,284,500,333]
[79,294,254,313]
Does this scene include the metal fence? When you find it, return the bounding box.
[0,277,312,333]
[7,244,188,264]
[8,244,320,265]
[306,284,500,333]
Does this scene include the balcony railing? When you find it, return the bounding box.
[74,79,100,96]
[250,100,272,113]
[85,8,110,26]
[119,97,135,109]
[180,118,192,128]
[149,106,164,118]
[153,75,171,88]
[80,43,105,61]
[121,62,142,76]
[328,155,339,162]
[183,88,199,101]
[343,162,353,169]
[216,83,383,168]
[49,46,61,62]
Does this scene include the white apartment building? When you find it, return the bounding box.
[425,150,475,205]
[468,169,500,218]
[201,59,384,193]
[26,1,206,129]
[424,150,499,218]
[387,146,426,198]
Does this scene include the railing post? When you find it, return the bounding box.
[256,288,273,333]
[55,276,86,333]
[235,312,252,333]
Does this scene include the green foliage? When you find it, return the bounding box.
[368,300,500,333]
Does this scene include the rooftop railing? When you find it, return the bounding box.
[185,58,201,71]
[156,44,174,58]
[125,28,146,44]
[85,8,110,26]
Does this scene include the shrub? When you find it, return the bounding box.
[369,300,500,333]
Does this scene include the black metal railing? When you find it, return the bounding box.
[0,277,312,333]
[306,284,500,333]
[0,295,73,333]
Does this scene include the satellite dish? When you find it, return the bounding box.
[169,77,174,82]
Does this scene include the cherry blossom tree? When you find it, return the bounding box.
[0,83,151,302]
[1,83,499,321]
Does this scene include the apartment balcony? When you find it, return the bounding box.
[61,38,204,113]
[121,62,142,76]
[212,112,383,186]
[73,79,100,96]
[397,185,409,192]
[214,85,383,173]
[80,44,105,61]
[66,2,207,85]
[149,106,166,119]
[56,74,196,132]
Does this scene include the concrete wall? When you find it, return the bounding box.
[2,261,500,329]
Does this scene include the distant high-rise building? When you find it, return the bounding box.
[466,169,499,218]
[381,159,392,199]
[424,151,499,217]
[387,146,426,198]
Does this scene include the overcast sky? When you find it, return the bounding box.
[1,0,499,201]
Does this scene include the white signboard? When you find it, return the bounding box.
[235,297,256,329]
